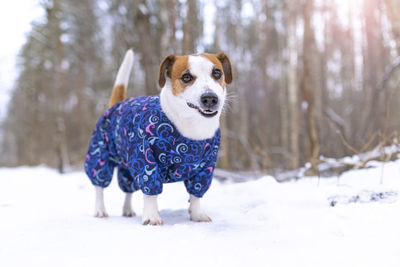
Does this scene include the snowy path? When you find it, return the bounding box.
[1,161,400,267]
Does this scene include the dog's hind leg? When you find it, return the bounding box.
[117,166,137,217]
[94,186,108,218]
[122,193,136,217]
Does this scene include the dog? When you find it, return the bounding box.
[84,50,232,225]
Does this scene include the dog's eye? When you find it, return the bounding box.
[181,73,193,83]
[212,68,222,80]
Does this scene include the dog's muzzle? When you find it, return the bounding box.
[187,102,218,118]
[187,92,219,118]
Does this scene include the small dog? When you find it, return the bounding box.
[84,50,232,225]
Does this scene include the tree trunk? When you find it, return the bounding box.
[134,0,159,94]
[182,0,200,54]
[301,0,320,173]
[360,0,385,140]
[384,0,400,55]
[183,0,192,54]
[287,2,300,169]
[168,0,178,54]
[279,13,289,160]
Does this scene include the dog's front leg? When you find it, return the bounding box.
[189,194,212,222]
[94,186,108,218]
[142,195,163,225]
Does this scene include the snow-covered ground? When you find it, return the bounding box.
[1,160,400,267]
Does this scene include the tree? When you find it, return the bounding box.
[301,0,320,172]
[182,0,202,54]
[286,0,300,169]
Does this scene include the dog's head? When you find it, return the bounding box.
[159,53,232,121]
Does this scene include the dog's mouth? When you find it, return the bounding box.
[187,102,218,118]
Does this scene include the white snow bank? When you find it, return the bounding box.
[1,161,400,267]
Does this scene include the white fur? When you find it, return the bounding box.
[122,193,136,217]
[115,49,134,88]
[94,186,108,217]
[189,194,212,222]
[142,195,163,225]
[160,55,226,140]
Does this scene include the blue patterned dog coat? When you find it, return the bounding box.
[84,95,220,198]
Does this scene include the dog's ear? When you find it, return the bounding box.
[217,53,232,84]
[159,55,176,88]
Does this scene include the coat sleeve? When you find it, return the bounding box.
[184,137,220,198]
[127,123,165,195]
[139,138,164,195]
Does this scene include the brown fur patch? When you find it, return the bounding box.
[200,53,226,88]
[200,53,232,88]
[108,84,126,108]
[201,53,224,70]
[159,55,191,96]
[169,56,190,96]
[217,53,232,84]
[159,55,176,88]
[201,53,232,87]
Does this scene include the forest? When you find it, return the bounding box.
[1,0,399,175]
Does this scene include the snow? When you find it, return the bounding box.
[1,160,400,267]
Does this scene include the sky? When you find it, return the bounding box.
[0,0,43,119]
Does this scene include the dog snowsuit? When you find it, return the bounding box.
[84,95,220,198]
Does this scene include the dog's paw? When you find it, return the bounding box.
[123,207,136,217]
[142,213,163,226]
[94,209,109,218]
[189,210,212,222]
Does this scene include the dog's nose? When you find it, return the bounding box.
[200,92,219,109]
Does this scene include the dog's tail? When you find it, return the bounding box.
[109,49,134,108]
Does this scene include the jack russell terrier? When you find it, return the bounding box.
[84,50,232,225]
